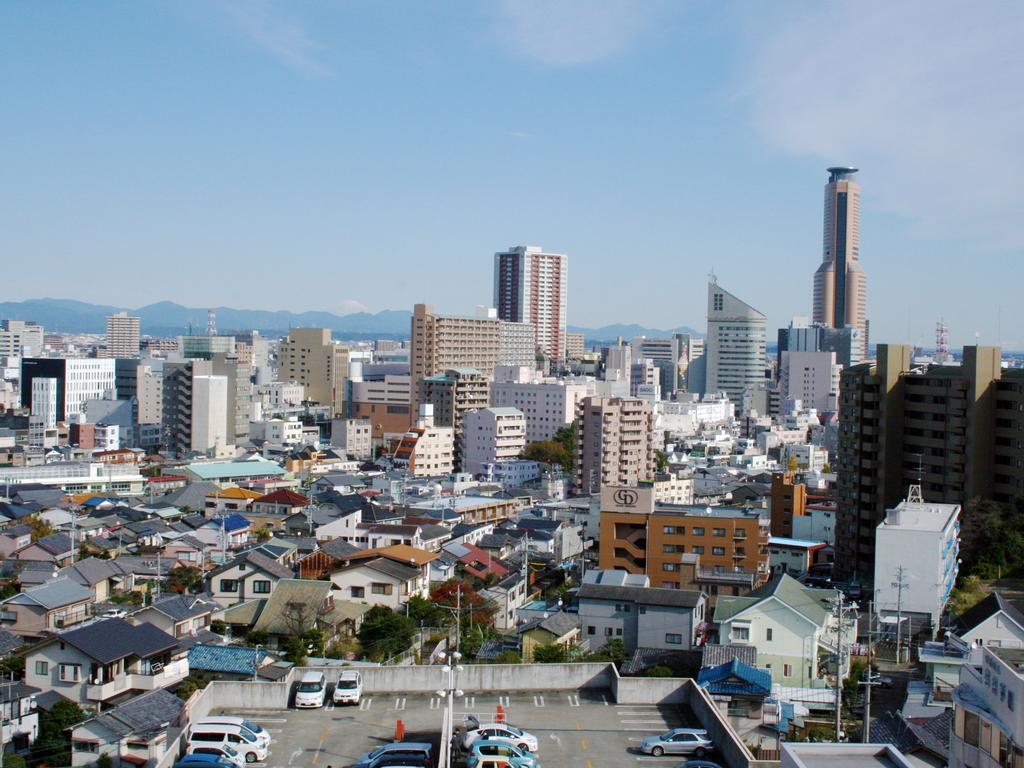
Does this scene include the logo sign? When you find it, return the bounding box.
[613,489,638,507]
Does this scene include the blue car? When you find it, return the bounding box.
[353,742,433,768]
[174,755,237,768]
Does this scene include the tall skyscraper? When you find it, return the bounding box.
[493,245,568,361]
[105,312,141,358]
[278,328,349,414]
[705,278,766,405]
[812,167,868,358]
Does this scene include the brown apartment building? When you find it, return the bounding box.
[835,344,1022,584]
[598,485,770,593]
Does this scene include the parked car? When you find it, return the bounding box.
[187,744,246,768]
[463,718,539,753]
[355,757,429,768]
[194,717,271,750]
[466,740,539,768]
[675,761,722,768]
[874,675,894,688]
[295,671,327,708]
[173,755,237,768]
[640,729,713,757]
[333,670,362,705]
[353,742,433,768]
[187,724,268,764]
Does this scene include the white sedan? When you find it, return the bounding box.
[462,718,539,754]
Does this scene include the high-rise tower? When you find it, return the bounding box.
[493,245,568,361]
[813,167,868,358]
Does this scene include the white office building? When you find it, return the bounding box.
[705,278,766,406]
[105,312,141,358]
[0,320,44,357]
[191,374,229,454]
[874,497,960,633]
[778,350,841,413]
[461,407,527,477]
[490,373,589,443]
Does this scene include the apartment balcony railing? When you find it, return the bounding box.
[86,659,189,702]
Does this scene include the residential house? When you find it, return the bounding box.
[204,487,263,516]
[248,579,348,646]
[186,644,272,681]
[160,535,210,568]
[1,681,40,754]
[15,532,75,565]
[577,573,707,652]
[0,578,95,637]
[954,592,1024,649]
[714,573,843,688]
[481,571,530,632]
[697,658,772,718]
[249,490,309,529]
[206,550,294,606]
[130,594,220,643]
[58,558,136,602]
[0,525,32,558]
[70,689,184,767]
[24,618,187,708]
[331,558,428,609]
[950,646,1024,768]
[519,612,581,662]
[191,513,252,551]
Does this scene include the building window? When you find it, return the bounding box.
[639,606,646,615]
[712,547,725,556]
[962,711,980,747]
[252,580,271,594]
[371,583,393,595]
[712,528,726,537]
[665,633,683,645]
[662,545,676,553]
[766,628,773,642]
[587,626,596,636]
[1009,691,1016,711]
[73,741,99,754]
[605,627,613,636]
[351,586,365,598]
[35,661,48,675]
[733,627,750,641]
[662,526,675,534]
[692,527,705,536]
[692,546,704,554]
[784,664,792,676]
[616,628,623,636]
[219,579,239,593]
[662,563,678,572]
[59,664,81,683]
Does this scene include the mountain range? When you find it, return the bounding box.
[0,298,702,342]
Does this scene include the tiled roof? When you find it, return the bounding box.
[89,689,183,738]
[700,644,757,668]
[252,579,332,635]
[955,592,1024,635]
[207,487,263,500]
[714,573,833,625]
[58,618,177,663]
[185,461,286,480]
[255,489,308,506]
[0,628,25,657]
[208,550,293,580]
[3,577,92,609]
[349,544,439,566]
[577,583,703,609]
[187,644,269,674]
[30,532,74,556]
[144,594,218,622]
[697,658,772,697]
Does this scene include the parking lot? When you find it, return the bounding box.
[214,689,710,768]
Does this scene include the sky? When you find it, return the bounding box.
[2,1,1022,348]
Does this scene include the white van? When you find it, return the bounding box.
[187,724,269,764]
[294,671,327,708]
[194,718,271,750]
[333,670,362,705]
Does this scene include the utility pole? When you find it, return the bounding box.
[861,595,876,742]
[893,566,909,665]
[833,591,844,740]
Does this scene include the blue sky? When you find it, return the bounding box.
[2,1,1021,348]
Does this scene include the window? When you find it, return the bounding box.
[784,664,792,677]
[35,661,48,675]
[371,583,393,595]
[587,626,596,636]
[665,633,683,645]
[766,628,773,641]
[351,586,365,598]
[1009,691,1016,711]
[662,526,675,534]
[692,546,704,554]
[604,627,613,636]
[712,528,726,537]
[733,626,750,641]
[712,547,725,556]
[59,664,81,683]
[219,579,239,593]
[252,580,271,594]
[616,628,623,636]
[962,711,980,747]
[73,741,99,754]
[662,563,678,572]
[662,544,676,553]
[639,606,646,615]
[692,527,705,536]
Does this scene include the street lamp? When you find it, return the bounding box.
[253,645,262,682]
[436,651,463,766]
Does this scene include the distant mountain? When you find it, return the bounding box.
[0,298,413,338]
[0,297,701,343]
[568,323,703,343]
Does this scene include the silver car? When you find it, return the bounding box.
[640,728,713,757]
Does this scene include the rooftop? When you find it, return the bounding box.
[880,500,960,532]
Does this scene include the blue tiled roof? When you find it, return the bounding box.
[205,513,251,533]
[697,658,771,697]
[187,644,269,674]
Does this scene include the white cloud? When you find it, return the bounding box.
[339,299,369,315]
[493,0,659,66]
[742,1,1024,249]
[218,0,329,77]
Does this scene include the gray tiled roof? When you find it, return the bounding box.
[209,550,293,580]
[144,594,218,622]
[700,644,757,668]
[4,577,92,609]
[58,557,120,586]
[59,618,177,663]
[31,532,74,556]
[347,557,420,582]
[0,628,25,657]
[91,689,183,737]
[577,583,703,609]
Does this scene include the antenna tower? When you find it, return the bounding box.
[935,319,950,363]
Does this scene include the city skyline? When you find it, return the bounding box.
[2,2,1021,349]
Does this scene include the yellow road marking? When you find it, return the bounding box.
[586,760,593,768]
[576,721,582,730]
[580,739,588,750]
[311,728,329,765]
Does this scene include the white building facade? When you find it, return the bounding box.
[461,407,526,477]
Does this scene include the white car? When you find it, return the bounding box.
[333,670,362,705]
[463,718,539,754]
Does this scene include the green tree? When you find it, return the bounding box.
[406,595,445,626]
[553,422,578,474]
[493,650,522,664]
[644,665,674,678]
[283,636,308,666]
[531,643,568,663]
[586,639,628,666]
[787,455,799,472]
[246,630,270,646]
[949,575,988,615]
[0,653,25,680]
[253,527,272,542]
[164,565,204,594]
[32,699,86,766]
[302,628,327,658]
[522,440,568,468]
[210,619,227,635]
[4,754,27,768]
[356,606,416,661]
[654,449,668,472]
[95,753,114,768]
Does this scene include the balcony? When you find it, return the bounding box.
[86,659,189,702]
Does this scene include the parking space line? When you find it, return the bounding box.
[359,698,373,710]
[580,738,588,750]
[622,719,673,724]
[429,697,440,709]
[635,758,680,762]
[623,728,673,732]
[325,701,335,711]
[463,695,475,708]
[567,694,580,707]
[393,697,406,710]
[533,694,545,707]
[601,693,609,705]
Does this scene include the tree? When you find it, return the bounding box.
[27,516,54,543]
[302,628,326,658]
[283,636,308,666]
[95,753,113,768]
[32,699,85,767]
[356,606,416,662]
[522,440,569,468]
[586,639,627,666]
[164,565,204,594]
[553,422,578,475]
[0,653,25,680]
[654,449,668,472]
[431,580,496,630]
[253,527,271,542]
[531,643,568,663]
[4,754,27,768]
[246,630,270,646]
[210,619,227,635]
[644,665,674,678]
[493,650,522,664]
[787,455,799,472]
[406,594,445,627]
